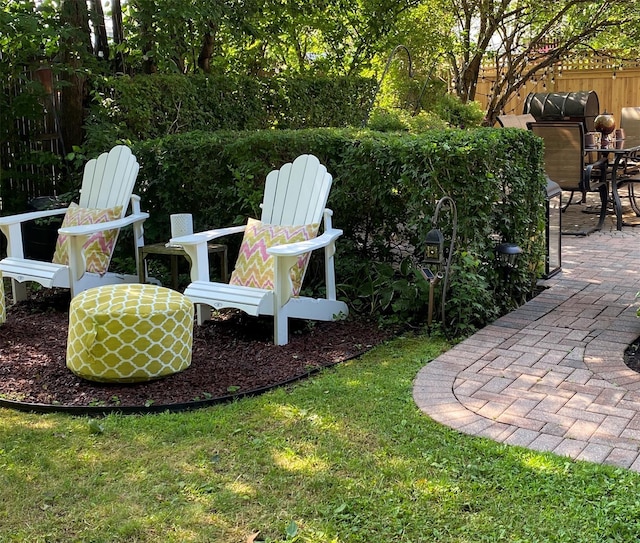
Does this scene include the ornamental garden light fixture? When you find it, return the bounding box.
[495,242,522,269]
[495,241,523,301]
[420,196,457,328]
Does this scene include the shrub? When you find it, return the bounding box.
[84,73,376,152]
[131,126,546,335]
[366,108,448,132]
[434,94,485,128]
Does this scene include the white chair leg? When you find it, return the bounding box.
[11,279,27,303]
[273,305,289,346]
[273,254,297,346]
[196,304,211,325]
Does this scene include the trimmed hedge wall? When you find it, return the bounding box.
[85,74,376,150]
[131,127,546,335]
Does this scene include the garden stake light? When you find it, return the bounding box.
[495,242,523,301]
[495,242,522,269]
[420,196,457,328]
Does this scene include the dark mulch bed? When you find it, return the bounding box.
[0,290,394,413]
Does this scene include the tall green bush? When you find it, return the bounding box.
[85,74,376,151]
[132,127,546,336]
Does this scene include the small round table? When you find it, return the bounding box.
[139,242,228,290]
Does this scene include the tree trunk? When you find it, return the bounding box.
[140,30,157,73]
[458,54,482,103]
[89,0,109,61]
[59,0,92,150]
[198,22,217,73]
[111,0,125,73]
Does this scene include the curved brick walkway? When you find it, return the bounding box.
[413,224,640,470]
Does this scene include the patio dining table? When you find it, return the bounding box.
[587,135,640,230]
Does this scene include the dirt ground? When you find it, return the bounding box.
[0,289,394,412]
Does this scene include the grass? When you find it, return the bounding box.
[2,334,640,542]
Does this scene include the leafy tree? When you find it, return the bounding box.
[0,1,66,208]
[0,1,60,105]
[367,2,451,114]
[121,0,425,76]
[437,0,640,125]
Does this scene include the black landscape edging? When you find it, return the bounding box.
[0,355,358,417]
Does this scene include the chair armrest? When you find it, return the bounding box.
[171,225,246,246]
[0,207,68,227]
[177,225,247,283]
[269,229,344,307]
[58,212,149,236]
[0,208,69,259]
[267,229,343,257]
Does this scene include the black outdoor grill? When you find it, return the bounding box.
[523,91,600,133]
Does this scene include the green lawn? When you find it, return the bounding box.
[1,334,640,542]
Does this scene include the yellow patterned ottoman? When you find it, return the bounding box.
[0,271,5,325]
[66,284,194,383]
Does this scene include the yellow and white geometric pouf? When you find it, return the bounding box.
[0,271,5,325]
[66,284,194,383]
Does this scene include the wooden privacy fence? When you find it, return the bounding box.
[475,54,640,126]
[0,67,65,214]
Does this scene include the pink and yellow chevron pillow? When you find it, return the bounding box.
[52,202,123,275]
[230,218,319,295]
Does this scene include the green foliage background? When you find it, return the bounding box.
[132,126,546,336]
[85,74,377,149]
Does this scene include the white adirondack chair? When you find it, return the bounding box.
[173,154,348,345]
[0,145,148,302]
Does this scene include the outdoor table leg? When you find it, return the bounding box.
[629,183,640,216]
[610,153,625,231]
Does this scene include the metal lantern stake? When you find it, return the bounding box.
[420,197,457,329]
[424,227,445,270]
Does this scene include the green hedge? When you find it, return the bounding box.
[131,127,546,336]
[85,74,376,151]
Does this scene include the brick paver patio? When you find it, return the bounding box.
[413,192,640,470]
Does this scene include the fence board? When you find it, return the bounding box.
[1,69,64,213]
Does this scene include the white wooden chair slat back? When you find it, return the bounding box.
[182,153,346,345]
[261,155,331,226]
[305,165,331,224]
[78,145,139,216]
[263,162,293,223]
